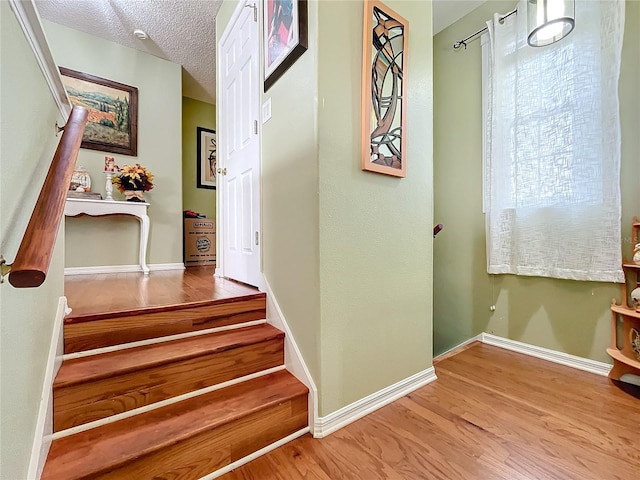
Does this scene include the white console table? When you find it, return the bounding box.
[64,198,150,274]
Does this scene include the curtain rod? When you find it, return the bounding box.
[452,8,518,50]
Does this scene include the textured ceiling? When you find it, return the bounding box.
[35,0,222,104]
[34,0,487,103]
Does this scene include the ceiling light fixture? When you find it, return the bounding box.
[133,29,148,40]
[527,0,575,47]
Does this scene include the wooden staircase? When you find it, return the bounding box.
[42,291,309,479]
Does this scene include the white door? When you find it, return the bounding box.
[219,1,261,287]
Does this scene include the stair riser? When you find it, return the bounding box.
[54,337,284,432]
[64,298,267,353]
[84,395,307,480]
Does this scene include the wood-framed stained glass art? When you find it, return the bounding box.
[361,0,409,178]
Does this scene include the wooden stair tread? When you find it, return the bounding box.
[65,292,266,324]
[55,324,283,388]
[63,295,268,354]
[44,370,308,480]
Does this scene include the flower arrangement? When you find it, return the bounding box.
[112,164,154,202]
[113,163,155,192]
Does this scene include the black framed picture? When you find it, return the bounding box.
[263,0,308,91]
[197,127,216,189]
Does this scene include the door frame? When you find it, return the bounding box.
[215,0,263,289]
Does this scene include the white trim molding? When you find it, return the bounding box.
[9,0,72,118]
[28,296,68,480]
[198,427,310,480]
[314,367,438,439]
[64,263,185,276]
[481,333,612,377]
[262,276,318,434]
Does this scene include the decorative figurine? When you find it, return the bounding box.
[631,286,640,312]
[70,166,91,192]
[633,243,640,264]
[104,156,119,200]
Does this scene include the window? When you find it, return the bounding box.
[482,0,625,282]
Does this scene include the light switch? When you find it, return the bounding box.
[262,98,272,123]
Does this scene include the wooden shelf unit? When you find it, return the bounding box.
[608,216,640,381]
[607,348,640,371]
[611,304,640,319]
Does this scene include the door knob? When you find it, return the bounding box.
[217,167,227,176]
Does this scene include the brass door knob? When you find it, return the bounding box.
[216,167,227,175]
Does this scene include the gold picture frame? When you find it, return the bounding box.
[59,67,138,156]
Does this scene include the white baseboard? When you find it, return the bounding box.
[314,367,438,439]
[27,296,68,480]
[64,263,185,275]
[481,333,612,377]
[149,263,186,271]
[262,276,319,435]
[198,427,310,480]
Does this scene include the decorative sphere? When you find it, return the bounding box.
[631,287,640,312]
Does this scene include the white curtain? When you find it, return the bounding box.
[483,0,626,282]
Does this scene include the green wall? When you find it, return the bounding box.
[182,97,216,219]
[433,1,640,362]
[218,0,433,417]
[216,0,238,37]
[43,21,183,269]
[0,3,66,478]
[259,0,322,391]
[317,0,433,415]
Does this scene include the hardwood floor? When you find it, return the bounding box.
[64,266,258,316]
[221,343,640,480]
[63,271,638,478]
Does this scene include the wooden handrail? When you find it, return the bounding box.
[8,106,88,288]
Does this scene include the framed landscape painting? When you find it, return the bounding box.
[197,127,216,189]
[59,67,138,156]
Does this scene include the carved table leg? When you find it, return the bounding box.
[138,214,150,275]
